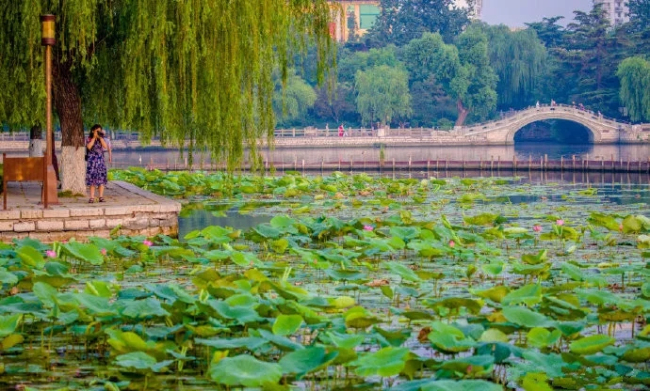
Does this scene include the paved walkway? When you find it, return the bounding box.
[0,181,180,242]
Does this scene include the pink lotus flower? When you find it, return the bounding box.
[143,239,153,247]
[363,225,374,231]
[101,248,107,256]
[45,250,57,258]
[449,240,455,248]
[533,225,542,233]
[619,224,624,232]
[556,219,564,226]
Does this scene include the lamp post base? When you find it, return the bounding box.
[41,164,60,207]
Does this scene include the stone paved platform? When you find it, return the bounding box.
[0,181,181,242]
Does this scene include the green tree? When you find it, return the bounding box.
[482,25,548,109]
[355,65,411,126]
[402,32,463,125]
[312,83,357,125]
[525,16,566,48]
[617,57,650,122]
[559,4,629,114]
[454,26,498,125]
[366,0,470,47]
[273,70,317,127]
[0,1,333,193]
[629,0,650,29]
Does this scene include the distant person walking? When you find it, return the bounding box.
[86,124,108,203]
[338,124,344,137]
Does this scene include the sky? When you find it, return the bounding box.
[481,0,594,27]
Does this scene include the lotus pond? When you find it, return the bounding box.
[1,169,650,390]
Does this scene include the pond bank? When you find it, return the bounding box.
[0,181,180,242]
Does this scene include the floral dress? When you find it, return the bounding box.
[86,137,107,186]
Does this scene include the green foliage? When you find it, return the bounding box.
[366,0,470,46]
[273,69,317,126]
[617,57,650,122]
[355,65,411,125]
[482,25,548,109]
[0,0,334,170]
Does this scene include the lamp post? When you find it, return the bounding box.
[41,14,59,208]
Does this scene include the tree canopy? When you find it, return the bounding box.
[0,0,334,191]
[617,57,650,122]
[355,65,411,126]
[365,0,470,47]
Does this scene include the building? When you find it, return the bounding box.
[594,0,630,26]
[328,0,481,42]
[329,1,380,42]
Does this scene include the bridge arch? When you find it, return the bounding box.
[504,110,604,143]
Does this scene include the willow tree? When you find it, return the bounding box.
[483,25,548,109]
[0,1,333,194]
[617,57,650,123]
[355,65,411,126]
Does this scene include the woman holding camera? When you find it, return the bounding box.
[86,124,108,203]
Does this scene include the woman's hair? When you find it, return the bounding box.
[89,124,102,138]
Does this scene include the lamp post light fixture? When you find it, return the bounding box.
[40,14,59,208]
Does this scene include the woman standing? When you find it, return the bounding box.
[86,124,108,203]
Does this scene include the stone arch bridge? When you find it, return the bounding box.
[457,104,650,144]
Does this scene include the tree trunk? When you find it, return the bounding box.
[52,53,87,195]
[455,99,470,127]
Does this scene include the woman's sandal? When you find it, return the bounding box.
[98,197,106,203]
[88,198,95,204]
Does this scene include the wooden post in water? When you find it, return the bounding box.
[408,155,412,172]
[497,155,501,170]
[490,155,494,171]
[586,154,589,170]
[302,159,305,174]
[544,154,548,171]
[560,156,564,171]
[627,157,631,172]
[572,155,576,171]
[392,158,396,174]
[338,158,341,171]
[513,155,517,171]
[427,159,430,173]
[601,156,604,171]
[528,155,532,170]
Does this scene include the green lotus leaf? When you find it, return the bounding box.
[502,284,542,306]
[210,355,282,387]
[521,250,548,265]
[352,347,410,377]
[622,347,650,363]
[17,246,45,269]
[502,306,551,328]
[1,333,24,350]
[325,331,365,349]
[0,269,18,285]
[521,372,553,391]
[622,215,643,234]
[121,298,170,319]
[472,286,509,303]
[441,355,494,375]
[0,314,22,338]
[463,213,500,226]
[526,327,562,348]
[419,380,504,391]
[279,346,338,378]
[479,328,509,343]
[272,314,303,336]
[382,261,421,282]
[62,242,104,265]
[569,334,615,355]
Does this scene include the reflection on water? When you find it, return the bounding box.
[103,142,650,170]
[179,207,272,238]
